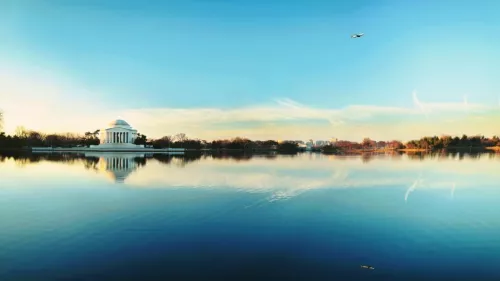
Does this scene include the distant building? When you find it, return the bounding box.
[282,140,304,145]
[315,140,329,147]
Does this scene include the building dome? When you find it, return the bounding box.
[109,119,130,127]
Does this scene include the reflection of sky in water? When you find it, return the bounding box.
[1,153,500,280]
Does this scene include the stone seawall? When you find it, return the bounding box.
[31,147,185,153]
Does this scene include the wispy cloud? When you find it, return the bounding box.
[2,64,500,141]
[117,95,500,141]
[412,90,429,119]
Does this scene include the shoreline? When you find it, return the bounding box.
[31,147,186,153]
[397,148,429,152]
[2,146,500,154]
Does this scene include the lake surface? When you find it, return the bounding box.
[1,151,500,281]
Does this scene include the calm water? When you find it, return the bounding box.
[1,151,500,281]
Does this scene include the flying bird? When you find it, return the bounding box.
[351,33,364,38]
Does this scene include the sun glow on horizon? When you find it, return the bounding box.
[1,63,500,142]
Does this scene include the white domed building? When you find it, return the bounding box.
[32,118,186,153]
[90,119,145,150]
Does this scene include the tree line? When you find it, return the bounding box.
[0,126,293,151]
[1,120,499,153]
[403,135,500,150]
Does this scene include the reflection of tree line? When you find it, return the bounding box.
[358,151,493,163]
[0,152,275,167]
[0,152,101,168]
[2,151,496,168]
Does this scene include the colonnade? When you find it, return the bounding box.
[105,157,133,170]
[106,131,131,144]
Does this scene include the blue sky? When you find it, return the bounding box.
[1,0,500,141]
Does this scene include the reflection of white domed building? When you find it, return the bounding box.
[90,119,145,150]
[86,152,145,183]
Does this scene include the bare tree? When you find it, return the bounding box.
[174,133,188,142]
[15,126,28,138]
[159,135,173,143]
[361,137,373,149]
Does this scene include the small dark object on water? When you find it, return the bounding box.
[360,265,375,270]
